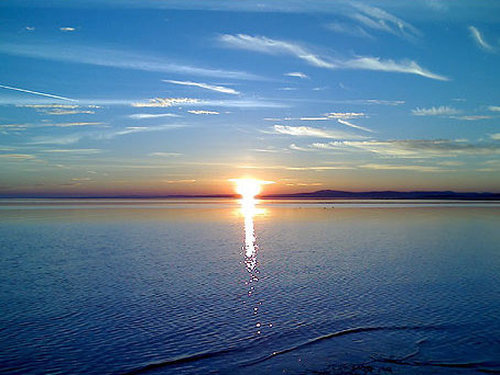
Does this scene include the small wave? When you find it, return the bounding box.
[120,348,238,375]
[240,325,443,367]
[375,358,500,373]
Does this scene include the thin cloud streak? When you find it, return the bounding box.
[163,80,239,95]
[129,113,181,119]
[0,84,77,102]
[468,26,495,52]
[311,139,500,157]
[412,106,460,116]
[337,119,374,133]
[0,43,262,80]
[218,34,449,80]
[272,124,366,140]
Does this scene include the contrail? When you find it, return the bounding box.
[0,84,77,102]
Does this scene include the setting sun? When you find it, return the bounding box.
[229,178,274,200]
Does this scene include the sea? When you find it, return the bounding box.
[0,199,499,375]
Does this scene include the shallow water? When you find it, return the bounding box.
[0,199,499,374]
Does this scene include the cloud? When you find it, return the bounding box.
[284,72,309,79]
[131,97,284,109]
[0,84,77,102]
[46,109,95,115]
[468,26,495,52]
[312,139,500,157]
[48,122,103,127]
[42,149,102,154]
[29,124,186,145]
[218,34,448,80]
[337,118,374,133]
[132,98,200,107]
[451,115,491,121]
[363,99,405,106]
[187,110,220,115]
[149,152,182,157]
[219,34,336,68]
[0,153,36,160]
[163,80,239,95]
[326,22,373,39]
[0,43,261,80]
[59,27,76,32]
[412,106,460,116]
[299,117,329,121]
[327,112,365,119]
[289,143,316,152]
[360,163,450,172]
[488,106,500,112]
[349,3,421,40]
[342,57,448,80]
[164,179,196,183]
[112,124,185,136]
[129,113,181,119]
[490,133,500,141]
[272,124,365,139]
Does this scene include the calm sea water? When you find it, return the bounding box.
[0,199,499,375]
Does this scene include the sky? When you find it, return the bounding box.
[0,0,499,196]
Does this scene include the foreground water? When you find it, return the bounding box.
[0,199,499,375]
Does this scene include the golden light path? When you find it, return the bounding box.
[230,178,274,334]
[230,178,273,271]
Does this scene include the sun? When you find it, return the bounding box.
[229,178,274,200]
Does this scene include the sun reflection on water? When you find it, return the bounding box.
[231,178,272,334]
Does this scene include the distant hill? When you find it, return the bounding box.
[262,190,500,200]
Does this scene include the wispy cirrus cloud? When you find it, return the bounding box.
[48,122,103,127]
[412,106,460,116]
[326,22,373,39]
[488,106,500,112]
[150,152,182,157]
[132,98,200,107]
[284,72,309,79]
[164,179,196,184]
[41,149,102,154]
[131,97,285,108]
[129,113,181,119]
[0,42,262,80]
[349,3,421,40]
[45,109,96,115]
[0,153,36,160]
[218,34,448,80]
[219,34,336,68]
[187,110,219,115]
[272,124,365,140]
[0,84,77,102]
[311,139,500,157]
[29,124,186,145]
[163,79,239,95]
[360,163,451,172]
[59,27,76,32]
[337,118,374,133]
[468,26,495,52]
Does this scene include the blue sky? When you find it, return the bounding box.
[0,0,499,196]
